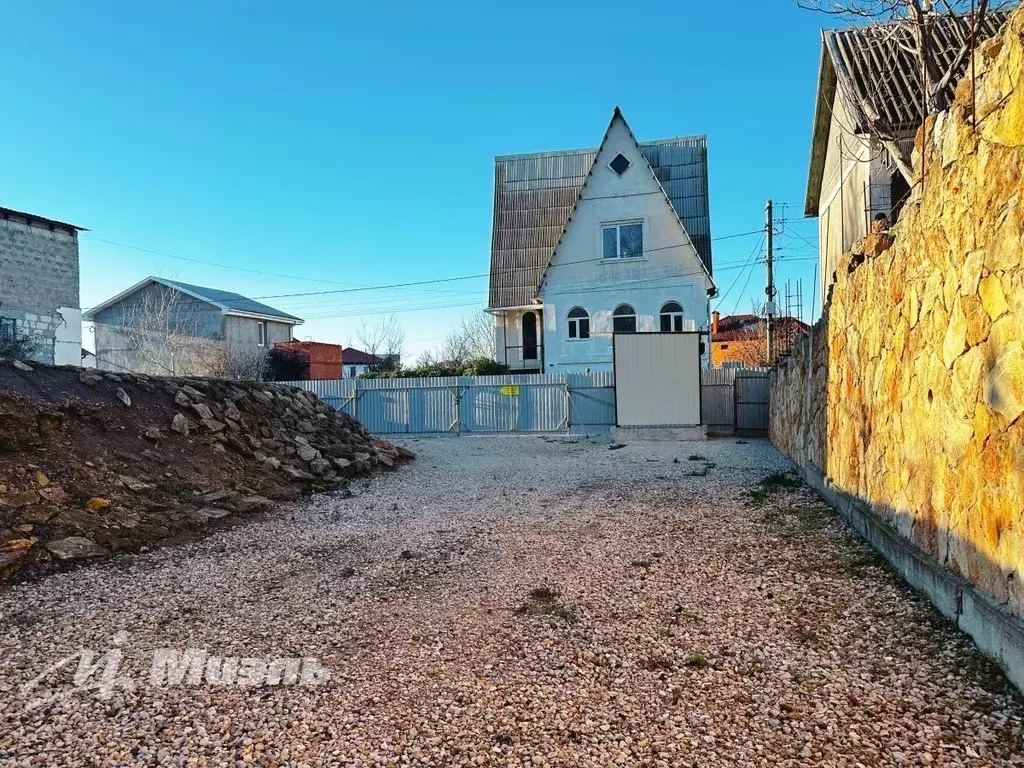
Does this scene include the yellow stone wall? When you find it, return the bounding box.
[771,10,1024,617]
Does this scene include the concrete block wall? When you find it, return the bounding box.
[0,213,80,365]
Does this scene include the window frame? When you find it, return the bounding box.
[600,219,645,261]
[612,304,637,334]
[567,307,590,341]
[256,320,268,348]
[660,301,685,333]
[608,152,632,176]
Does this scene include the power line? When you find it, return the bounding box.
[713,231,764,310]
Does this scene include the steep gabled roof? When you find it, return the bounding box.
[84,277,303,324]
[805,11,1008,215]
[489,109,713,309]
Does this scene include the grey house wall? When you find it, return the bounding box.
[0,215,80,364]
[92,283,295,376]
[92,283,225,375]
[225,315,292,350]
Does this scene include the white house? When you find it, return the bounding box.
[487,108,716,374]
[804,12,1005,300]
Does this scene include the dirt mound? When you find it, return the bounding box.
[0,361,411,580]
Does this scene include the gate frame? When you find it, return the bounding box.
[732,369,770,435]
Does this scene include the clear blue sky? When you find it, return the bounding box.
[1,0,829,360]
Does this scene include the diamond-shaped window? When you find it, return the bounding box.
[609,153,631,175]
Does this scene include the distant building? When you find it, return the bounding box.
[487,108,716,373]
[711,311,809,369]
[0,206,84,365]
[804,12,1006,299]
[85,277,302,377]
[341,347,397,378]
[273,341,342,380]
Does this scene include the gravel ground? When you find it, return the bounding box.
[1,436,1021,767]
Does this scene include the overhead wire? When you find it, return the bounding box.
[81,226,768,314]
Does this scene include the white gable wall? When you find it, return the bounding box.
[536,115,712,373]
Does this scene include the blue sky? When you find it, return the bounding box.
[1,0,828,360]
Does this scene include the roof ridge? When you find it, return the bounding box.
[533,107,714,297]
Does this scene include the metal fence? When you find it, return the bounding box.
[700,368,770,435]
[280,373,616,436]
[281,368,768,437]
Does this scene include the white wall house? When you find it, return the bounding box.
[804,14,1004,301]
[487,109,716,374]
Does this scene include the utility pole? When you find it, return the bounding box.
[765,199,776,365]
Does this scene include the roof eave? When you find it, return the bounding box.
[805,37,838,218]
[225,309,303,325]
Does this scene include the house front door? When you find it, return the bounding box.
[522,311,538,361]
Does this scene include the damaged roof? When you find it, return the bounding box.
[805,10,1008,215]
[488,114,712,309]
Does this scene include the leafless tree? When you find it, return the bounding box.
[353,314,404,370]
[417,313,495,368]
[797,0,1008,180]
[210,343,270,381]
[120,284,215,376]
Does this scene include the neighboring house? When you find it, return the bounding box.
[711,311,810,369]
[84,277,302,377]
[0,206,84,365]
[488,108,716,374]
[805,12,1006,299]
[340,347,396,378]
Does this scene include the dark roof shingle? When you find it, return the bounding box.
[162,279,302,322]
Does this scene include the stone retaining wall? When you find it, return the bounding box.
[770,8,1024,684]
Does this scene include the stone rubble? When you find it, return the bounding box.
[0,363,412,577]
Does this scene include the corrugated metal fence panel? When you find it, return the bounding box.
[735,372,770,432]
[279,373,615,435]
[462,382,568,433]
[700,368,735,428]
[279,371,765,435]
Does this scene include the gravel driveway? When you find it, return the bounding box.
[1,437,1021,766]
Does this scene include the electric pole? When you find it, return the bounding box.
[765,199,776,365]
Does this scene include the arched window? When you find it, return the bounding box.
[521,311,538,360]
[567,307,590,340]
[612,304,636,334]
[660,301,684,332]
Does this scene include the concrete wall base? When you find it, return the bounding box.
[795,463,1024,693]
[611,425,707,441]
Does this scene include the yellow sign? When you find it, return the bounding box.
[499,385,520,396]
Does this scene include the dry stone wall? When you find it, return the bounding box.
[771,10,1024,618]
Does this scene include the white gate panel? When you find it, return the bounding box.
[613,333,701,427]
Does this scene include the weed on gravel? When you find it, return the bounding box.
[516,586,580,624]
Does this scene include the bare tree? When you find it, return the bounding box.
[437,313,495,365]
[353,314,404,371]
[210,343,270,381]
[119,284,215,376]
[797,0,1007,180]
